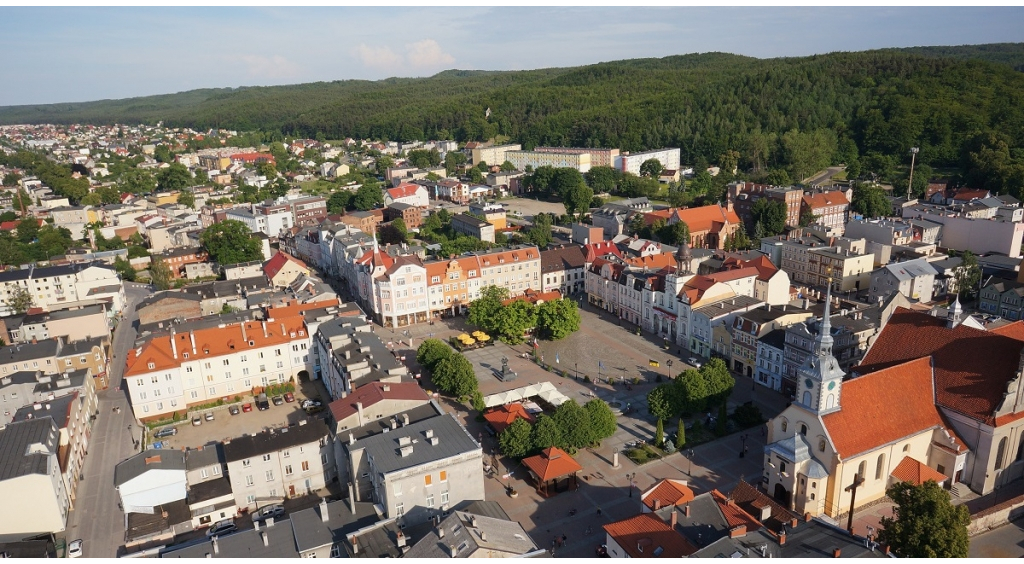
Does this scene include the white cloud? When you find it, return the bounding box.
[354,39,454,73]
[405,39,455,68]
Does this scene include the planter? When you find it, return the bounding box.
[508,490,519,498]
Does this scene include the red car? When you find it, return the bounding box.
[242,403,253,413]
[284,392,295,403]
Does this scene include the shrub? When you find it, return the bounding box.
[584,375,592,383]
[608,376,616,385]
[632,376,641,385]
[732,403,765,427]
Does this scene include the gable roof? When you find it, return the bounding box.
[385,183,424,201]
[857,307,1024,425]
[263,252,308,281]
[671,204,742,234]
[328,382,428,422]
[641,479,694,510]
[822,356,965,458]
[603,513,698,558]
[540,245,586,273]
[483,403,535,434]
[522,446,582,481]
[727,480,795,534]
[890,456,948,485]
[802,191,849,209]
[114,449,186,486]
[222,419,330,462]
[583,240,622,263]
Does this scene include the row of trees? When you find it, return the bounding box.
[468,286,581,344]
[647,358,736,433]
[416,339,479,398]
[497,398,617,459]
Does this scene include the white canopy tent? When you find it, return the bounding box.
[483,381,569,409]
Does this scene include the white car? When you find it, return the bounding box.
[688,357,702,369]
[68,539,84,558]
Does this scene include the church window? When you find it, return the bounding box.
[818,438,826,452]
[802,391,811,406]
[875,454,886,480]
[780,419,788,433]
[857,461,867,479]
[799,424,807,436]
[810,493,815,500]
[825,393,835,409]
[996,437,1009,470]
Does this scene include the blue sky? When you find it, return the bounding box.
[1,6,1023,106]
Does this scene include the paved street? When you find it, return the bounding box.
[971,520,1024,558]
[63,282,150,558]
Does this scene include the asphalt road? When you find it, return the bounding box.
[63,282,150,558]
[804,166,846,187]
[970,520,1024,558]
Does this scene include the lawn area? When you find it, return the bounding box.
[298,179,336,194]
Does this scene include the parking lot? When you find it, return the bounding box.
[148,377,331,450]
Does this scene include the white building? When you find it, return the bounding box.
[0,418,69,541]
[616,148,681,176]
[0,262,124,318]
[114,449,187,514]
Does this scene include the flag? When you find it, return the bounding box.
[533,339,539,349]
[649,359,660,368]
[556,353,560,364]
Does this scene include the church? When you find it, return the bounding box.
[763,289,1024,519]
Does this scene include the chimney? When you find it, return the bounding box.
[348,484,356,513]
[212,538,219,555]
[779,532,787,546]
[438,526,445,539]
[351,535,359,555]
[382,384,390,392]
[190,331,197,353]
[170,329,178,358]
[480,531,488,542]
[805,512,812,522]
[760,505,772,522]
[396,531,407,548]
[884,545,891,555]
[240,322,247,342]
[833,548,842,558]
[729,525,747,539]
[470,515,478,528]
[671,509,678,528]
[349,432,355,445]
[319,498,330,523]
[356,402,364,422]
[449,545,458,558]
[402,413,410,426]
[261,531,269,547]
[654,499,662,511]
[684,504,690,517]
[790,517,799,529]
[262,321,268,337]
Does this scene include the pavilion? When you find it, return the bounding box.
[483,403,535,435]
[522,447,582,497]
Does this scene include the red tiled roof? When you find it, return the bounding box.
[503,288,562,305]
[951,188,990,201]
[857,307,1024,425]
[483,403,535,434]
[890,456,947,485]
[706,267,760,283]
[522,447,582,482]
[625,253,676,270]
[672,204,742,234]
[711,490,763,532]
[822,356,966,458]
[386,183,424,201]
[641,479,694,510]
[583,241,622,263]
[602,514,698,558]
[266,299,341,319]
[328,382,428,422]
[802,191,849,209]
[991,321,1024,342]
[263,251,308,281]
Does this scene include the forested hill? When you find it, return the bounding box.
[3,44,1024,177]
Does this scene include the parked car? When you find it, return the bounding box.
[284,392,295,403]
[192,416,202,426]
[688,357,702,369]
[256,393,270,411]
[229,405,240,415]
[301,399,322,409]
[272,395,285,406]
[206,520,237,537]
[204,412,215,422]
[68,539,84,558]
[242,403,254,413]
[252,504,286,523]
[154,427,178,439]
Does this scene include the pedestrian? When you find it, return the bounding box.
[562,534,567,545]
[597,507,602,516]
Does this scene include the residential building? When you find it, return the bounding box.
[616,148,681,176]
[645,203,743,250]
[222,419,334,511]
[403,510,540,558]
[158,520,300,558]
[123,316,311,422]
[781,304,877,396]
[343,410,484,526]
[314,317,404,399]
[450,213,495,243]
[0,418,68,541]
[328,382,430,434]
[153,247,210,279]
[184,445,235,529]
[904,202,1024,258]
[689,295,765,359]
[729,182,803,230]
[869,258,938,304]
[979,278,1024,320]
[424,246,542,318]
[534,146,620,168]
[383,183,429,208]
[383,203,423,230]
[506,149,592,173]
[540,245,587,295]
[16,304,109,344]
[756,329,789,392]
[602,513,697,558]
[0,262,124,317]
[223,261,264,281]
[470,144,521,167]
[731,306,812,379]
[467,201,507,230]
[801,190,850,235]
[772,232,873,292]
[845,218,914,247]
[289,498,382,558]
[339,211,382,235]
[50,206,95,240]
[114,449,187,514]
[432,179,472,204]
[263,252,310,288]
[372,255,429,329]
[590,198,652,238]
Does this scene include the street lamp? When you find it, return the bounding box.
[907,147,920,201]
[575,362,578,381]
[687,449,695,476]
[626,473,636,498]
[666,359,673,380]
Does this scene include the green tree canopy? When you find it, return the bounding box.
[374,155,394,176]
[354,180,383,211]
[553,399,593,450]
[850,182,891,219]
[640,158,663,178]
[701,358,736,407]
[878,480,969,558]
[16,217,39,244]
[200,219,264,264]
[584,166,620,193]
[750,198,787,236]
[530,414,563,452]
[647,385,674,421]
[156,163,192,193]
[432,353,478,397]
[494,300,537,345]
[563,181,594,222]
[150,257,173,290]
[657,220,690,245]
[177,189,195,209]
[468,285,509,334]
[498,418,533,459]
[4,286,34,314]
[536,298,581,340]
[953,250,982,299]
[584,399,617,442]
[327,190,354,214]
[416,339,454,372]
[673,369,709,414]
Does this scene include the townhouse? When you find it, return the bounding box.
[800,190,850,235]
[540,245,587,295]
[383,183,429,208]
[730,306,812,379]
[313,316,403,400]
[122,316,312,422]
[184,445,235,529]
[868,258,938,304]
[0,418,69,541]
[0,262,124,317]
[14,303,110,344]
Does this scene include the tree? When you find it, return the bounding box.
[256,162,278,179]
[655,418,665,447]
[153,145,173,163]
[530,414,563,452]
[499,418,533,459]
[953,250,982,300]
[878,480,969,558]
[553,400,593,450]
[193,168,209,184]
[16,217,39,244]
[657,220,690,245]
[500,161,516,172]
[327,191,353,214]
[689,170,713,197]
[715,403,728,436]
[468,167,484,183]
[432,353,478,397]
[4,286,33,314]
[177,189,195,209]
[494,300,537,344]
[471,390,486,412]
[647,385,674,421]
[750,198,787,236]
[374,155,394,177]
[445,151,466,176]
[701,358,736,407]
[416,339,454,372]
[674,369,709,413]
[536,298,581,340]
[526,213,553,248]
[850,182,891,219]
[764,168,792,186]
[379,220,407,245]
[584,399,617,442]
[584,166,620,193]
[640,158,663,178]
[563,182,594,222]
[156,163,192,192]
[675,417,686,449]
[799,208,818,227]
[354,180,383,211]
[2,172,22,186]
[421,212,443,234]
[468,285,509,333]
[150,257,173,290]
[200,219,264,265]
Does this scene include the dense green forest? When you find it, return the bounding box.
[4,44,1024,195]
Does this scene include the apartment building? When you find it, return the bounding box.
[772,233,873,292]
[730,306,812,379]
[869,258,938,304]
[384,202,423,230]
[374,256,430,329]
[328,381,430,434]
[123,316,311,422]
[314,316,405,400]
[339,211,382,234]
[506,149,592,173]
[470,144,521,167]
[903,203,1024,258]
[729,182,803,230]
[0,418,69,541]
[0,262,124,317]
[616,148,681,176]
[801,190,850,235]
[979,279,1024,320]
[534,146,620,168]
[424,246,542,318]
[223,419,335,511]
[467,201,507,230]
[450,213,495,243]
[433,179,472,204]
[184,445,235,528]
[15,303,109,344]
[383,183,429,208]
[540,245,587,295]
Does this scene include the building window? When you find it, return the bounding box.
[263,454,271,462]
[424,474,432,486]
[245,475,254,486]
[285,465,293,476]
[247,495,256,504]
[302,460,310,472]
[875,454,886,480]
[266,470,274,482]
[426,494,435,508]
[440,471,447,482]
[396,503,404,517]
[283,450,290,458]
[857,461,867,479]
[243,459,251,468]
[997,437,1009,470]
[441,490,449,505]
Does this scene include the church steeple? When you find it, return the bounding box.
[675,241,693,275]
[947,295,963,329]
[796,274,845,414]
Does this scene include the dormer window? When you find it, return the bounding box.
[148,362,155,369]
[183,353,189,359]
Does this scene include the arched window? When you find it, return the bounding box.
[996,437,1009,470]
[818,438,826,452]
[781,419,788,433]
[875,453,886,480]
[825,394,835,409]
[857,461,867,479]
[800,424,808,436]
[1017,434,1024,463]
[802,391,812,406]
